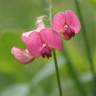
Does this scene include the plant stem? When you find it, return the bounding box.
[74,0,96,95]
[48,0,63,96]
[53,49,63,96]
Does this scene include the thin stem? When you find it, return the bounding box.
[74,0,94,72]
[48,0,63,95]
[53,49,63,96]
[74,0,96,95]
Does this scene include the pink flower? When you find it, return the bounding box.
[22,16,63,58]
[11,16,63,64]
[53,10,81,40]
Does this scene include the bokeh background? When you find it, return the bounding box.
[0,0,96,96]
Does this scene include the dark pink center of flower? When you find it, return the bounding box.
[63,25,75,40]
[41,45,51,58]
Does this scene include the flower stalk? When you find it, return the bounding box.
[53,49,63,96]
[48,0,63,96]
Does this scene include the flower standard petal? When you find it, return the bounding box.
[40,28,63,51]
[23,32,43,57]
[53,12,65,33]
[65,10,81,33]
[22,31,33,43]
[11,47,34,64]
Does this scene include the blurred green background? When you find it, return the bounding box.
[0,0,96,96]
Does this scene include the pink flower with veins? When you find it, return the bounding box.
[11,16,63,64]
[53,10,81,40]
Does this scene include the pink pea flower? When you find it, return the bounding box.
[22,16,63,58]
[11,16,63,64]
[53,10,81,40]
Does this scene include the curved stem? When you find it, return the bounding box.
[48,0,63,96]
[74,0,94,72]
[74,0,96,95]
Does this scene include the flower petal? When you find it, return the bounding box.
[40,28,63,51]
[22,31,33,43]
[65,10,81,33]
[53,12,65,33]
[23,32,43,57]
[11,47,34,64]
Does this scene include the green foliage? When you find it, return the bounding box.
[0,0,96,96]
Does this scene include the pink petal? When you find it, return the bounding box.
[40,28,63,51]
[53,12,65,33]
[23,32,43,57]
[22,31,33,43]
[11,47,34,64]
[65,10,81,33]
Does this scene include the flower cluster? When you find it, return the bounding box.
[11,10,81,64]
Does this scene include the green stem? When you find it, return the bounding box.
[48,0,63,95]
[53,49,63,96]
[74,0,96,95]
